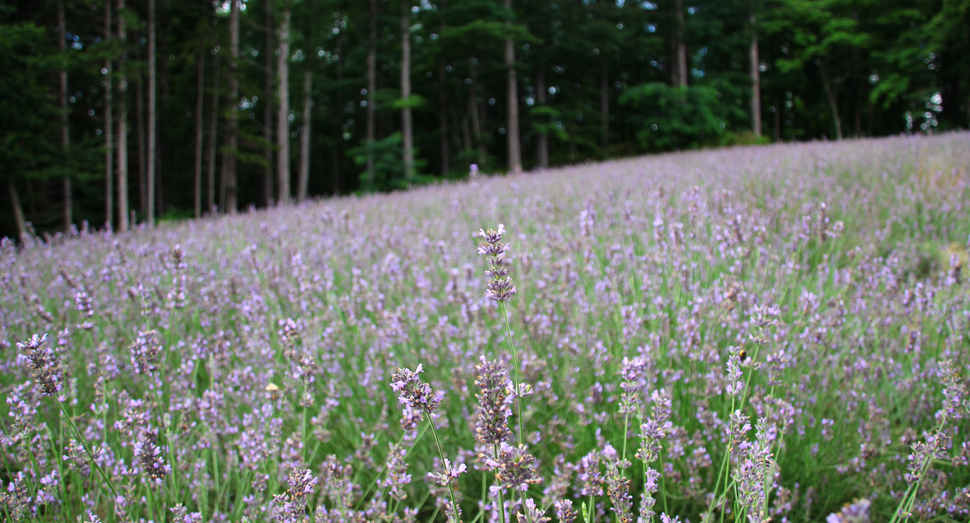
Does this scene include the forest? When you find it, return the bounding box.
[1,0,968,239]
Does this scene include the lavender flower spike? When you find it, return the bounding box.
[478,224,517,302]
[474,356,514,446]
[17,333,62,396]
[390,365,441,414]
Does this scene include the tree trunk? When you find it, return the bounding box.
[277,1,292,204]
[58,1,72,232]
[7,180,26,239]
[207,54,220,215]
[749,10,761,136]
[298,68,312,201]
[104,0,113,229]
[263,0,274,206]
[226,0,240,214]
[438,1,449,176]
[673,0,687,87]
[334,15,344,195]
[504,0,521,174]
[401,0,414,182]
[600,57,609,148]
[136,70,146,214]
[147,0,156,226]
[366,0,377,187]
[194,41,205,219]
[536,65,548,168]
[469,58,485,166]
[818,61,842,140]
[774,93,781,141]
[117,0,129,231]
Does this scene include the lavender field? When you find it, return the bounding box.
[3,133,970,523]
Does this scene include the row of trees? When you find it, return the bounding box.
[2,0,968,239]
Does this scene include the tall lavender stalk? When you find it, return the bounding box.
[390,366,462,522]
[477,224,524,441]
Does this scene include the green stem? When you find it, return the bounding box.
[501,302,524,443]
[427,413,461,523]
[493,443,507,523]
[56,400,119,499]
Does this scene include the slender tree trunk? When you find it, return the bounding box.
[469,58,485,166]
[194,41,205,219]
[277,1,292,204]
[156,0,169,217]
[136,72,146,213]
[104,0,113,229]
[818,61,842,140]
[117,0,129,231]
[147,0,156,226]
[7,180,26,238]
[401,0,414,182]
[334,15,344,195]
[207,54,220,215]
[673,0,687,87]
[298,68,312,201]
[749,10,761,136]
[58,1,72,232]
[438,1,449,176]
[263,0,274,206]
[225,0,240,214]
[774,93,781,141]
[536,65,549,168]
[366,0,377,187]
[504,0,521,173]
[600,58,609,148]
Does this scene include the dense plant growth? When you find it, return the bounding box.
[1,133,969,522]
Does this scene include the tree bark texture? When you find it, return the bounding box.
[749,10,762,136]
[263,0,274,206]
[136,71,146,213]
[148,0,157,226]
[504,0,521,174]
[366,0,377,186]
[58,1,72,232]
[600,58,609,148]
[334,15,344,196]
[8,180,26,239]
[438,1,449,176]
[401,0,414,181]
[818,61,842,140]
[298,68,312,201]
[277,1,292,204]
[536,65,548,168]
[194,42,205,219]
[226,0,240,214]
[116,0,128,231]
[104,0,113,229]
[207,54,220,215]
[673,0,687,87]
[469,58,484,166]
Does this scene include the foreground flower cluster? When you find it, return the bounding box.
[1,133,969,522]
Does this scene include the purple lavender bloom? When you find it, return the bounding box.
[390,365,441,414]
[825,498,871,523]
[475,356,514,446]
[477,224,517,302]
[273,468,317,523]
[16,333,62,396]
[486,442,542,493]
